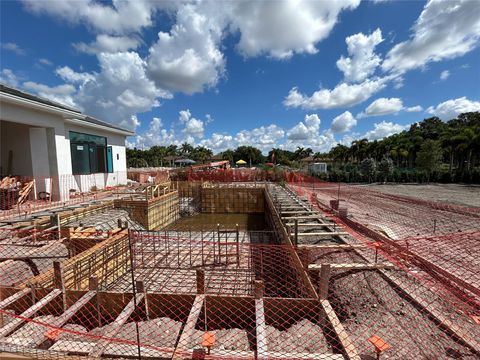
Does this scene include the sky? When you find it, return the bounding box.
[1,0,479,154]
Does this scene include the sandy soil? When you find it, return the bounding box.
[367,183,480,208]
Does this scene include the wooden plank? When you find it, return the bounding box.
[296,232,349,237]
[318,264,331,300]
[285,223,334,227]
[298,244,364,250]
[34,290,96,346]
[0,289,61,338]
[309,263,395,271]
[266,352,344,360]
[280,210,314,214]
[255,298,268,360]
[172,294,205,359]
[281,215,322,220]
[320,299,360,360]
[89,293,145,357]
[0,288,30,309]
[50,340,175,358]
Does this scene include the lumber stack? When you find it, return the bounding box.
[0,177,34,206]
[16,180,34,204]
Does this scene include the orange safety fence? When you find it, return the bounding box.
[0,224,479,359]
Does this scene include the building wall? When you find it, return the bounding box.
[1,100,129,200]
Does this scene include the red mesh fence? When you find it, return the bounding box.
[0,172,128,221]
[1,224,479,359]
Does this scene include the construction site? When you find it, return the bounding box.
[0,168,479,360]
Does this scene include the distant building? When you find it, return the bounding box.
[0,84,134,200]
[307,162,328,174]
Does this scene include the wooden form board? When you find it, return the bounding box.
[255,298,268,360]
[309,263,395,271]
[89,293,145,357]
[320,299,360,360]
[264,189,317,298]
[114,191,179,230]
[295,232,349,237]
[201,187,265,214]
[0,289,61,338]
[22,230,129,290]
[173,294,205,359]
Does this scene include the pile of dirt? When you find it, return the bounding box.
[266,319,331,354]
[89,317,183,348]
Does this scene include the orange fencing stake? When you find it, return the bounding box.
[368,335,391,359]
[202,331,215,354]
[44,328,63,341]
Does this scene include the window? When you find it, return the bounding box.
[69,131,113,174]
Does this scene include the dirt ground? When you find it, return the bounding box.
[329,269,478,359]
[367,183,480,208]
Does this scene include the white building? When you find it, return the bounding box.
[307,162,328,174]
[0,84,134,200]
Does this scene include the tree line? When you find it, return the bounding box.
[127,112,479,183]
[320,112,480,183]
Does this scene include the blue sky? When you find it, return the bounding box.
[1,0,479,153]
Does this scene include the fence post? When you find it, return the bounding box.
[53,261,66,311]
[254,280,264,299]
[318,264,331,300]
[236,224,240,267]
[196,269,205,294]
[294,219,298,247]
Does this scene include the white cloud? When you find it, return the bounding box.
[363,97,403,117]
[364,121,408,140]
[1,42,26,55]
[44,52,171,131]
[284,77,388,110]
[336,28,383,82]
[134,117,177,149]
[179,109,205,139]
[287,114,321,140]
[439,70,450,81]
[405,105,423,112]
[73,34,141,54]
[200,124,285,154]
[284,114,337,152]
[22,81,77,108]
[426,97,480,120]
[200,133,236,153]
[236,124,285,153]
[56,66,95,83]
[231,0,360,58]
[38,58,53,66]
[382,0,480,74]
[0,69,20,87]
[147,3,225,94]
[359,97,423,117]
[330,111,357,133]
[22,0,163,35]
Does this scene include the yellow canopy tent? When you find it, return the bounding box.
[236,159,247,166]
